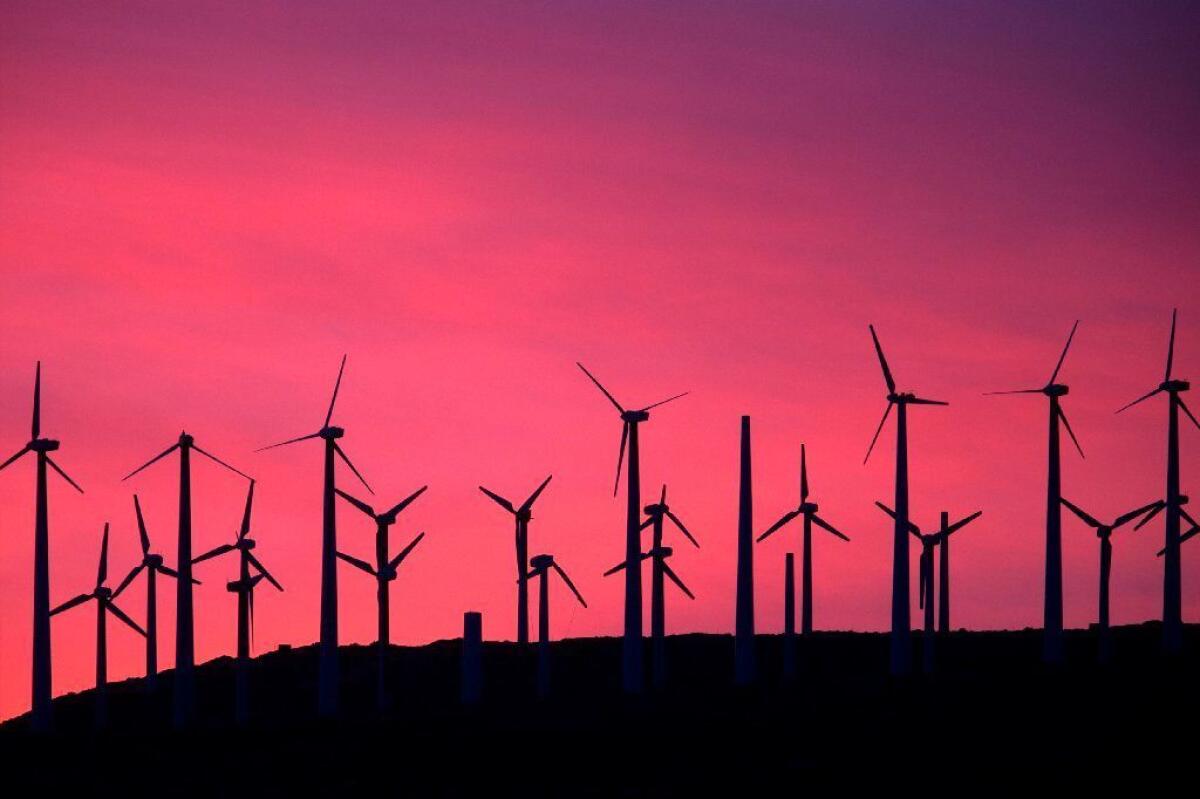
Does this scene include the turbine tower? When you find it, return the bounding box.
[258,354,373,716]
[986,320,1083,664]
[876,503,980,673]
[192,480,284,724]
[577,362,687,694]
[1116,309,1198,653]
[603,484,698,688]
[863,325,948,676]
[1060,498,1161,662]
[757,444,850,636]
[336,485,427,710]
[936,509,984,634]
[527,553,587,699]
[0,362,84,731]
[50,523,145,727]
[123,429,250,725]
[111,494,197,690]
[478,475,552,644]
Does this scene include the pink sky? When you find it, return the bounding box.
[1,1,1198,721]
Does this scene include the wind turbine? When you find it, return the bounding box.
[1116,309,1199,653]
[1060,498,1162,663]
[603,484,698,688]
[257,354,373,717]
[336,485,427,710]
[478,475,552,644]
[986,320,1083,664]
[935,509,984,634]
[191,480,283,724]
[0,362,84,731]
[122,429,249,725]
[50,523,145,727]
[527,553,587,699]
[757,445,850,637]
[111,494,197,690]
[863,325,948,676]
[876,503,980,673]
[577,362,687,694]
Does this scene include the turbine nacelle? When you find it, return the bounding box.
[529,554,555,571]
[178,432,195,447]
[1044,384,1069,397]
[319,426,345,440]
[238,537,257,551]
[146,553,164,568]
[799,501,819,514]
[515,508,533,523]
[1096,526,1113,539]
[1163,379,1190,392]
[649,545,673,559]
[95,587,113,601]
[621,409,650,424]
[643,502,668,516]
[28,438,60,453]
[380,564,399,581]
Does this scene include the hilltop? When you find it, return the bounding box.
[2,624,1196,795]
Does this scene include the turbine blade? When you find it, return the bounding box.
[154,563,189,582]
[942,510,982,537]
[983,388,1043,396]
[336,551,376,577]
[333,442,373,494]
[1057,407,1085,459]
[325,354,347,428]
[639,516,655,531]
[576,362,624,413]
[255,431,320,452]
[665,510,699,548]
[661,561,695,600]
[874,501,920,535]
[133,495,150,554]
[112,564,144,599]
[239,481,255,539]
[1180,508,1199,530]
[388,532,426,570]
[800,444,809,502]
[868,324,897,394]
[478,486,515,514]
[1116,387,1162,414]
[908,397,949,406]
[247,552,283,591]
[757,510,799,543]
[613,421,628,497]
[336,488,377,518]
[811,513,851,542]
[0,445,31,472]
[385,485,429,518]
[122,443,179,480]
[192,444,251,480]
[1133,502,1166,530]
[1048,320,1080,385]
[192,543,236,564]
[660,484,667,504]
[105,601,146,636]
[1163,524,1200,555]
[1165,308,1177,381]
[50,593,92,616]
[1179,398,1200,432]
[519,475,553,514]
[1112,501,1163,529]
[1060,498,1100,528]
[97,522,109,588]
[602,560,629,577]
[32,361,41,439]
[863,402,893,464]
[639,391,689,412]
[552,562,587,608]
[45,456,84,494]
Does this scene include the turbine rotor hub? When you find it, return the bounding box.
[178,433,194,447]
[320,426,345,440]
[96,587,112,600]
[643,503,667,515]
[147,554,163,567]
[800,502,819,514]
[1044,384,1069,397]
[622,410,650,424]
[1164,379,1190,392]
[29,438,59,453]
[381,566,398,580]
[529,554,554,570]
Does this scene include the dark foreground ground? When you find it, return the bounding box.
[2,623,1196,795]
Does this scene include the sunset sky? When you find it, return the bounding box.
[2,1,1198,721]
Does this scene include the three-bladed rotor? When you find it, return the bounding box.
[528,554,588,608]
[1116,309,1197,425]
[112,494,198,598]
[863,326,948,463]
[0,362,85,493]
[759,445,851,544]
[50,523,145,637]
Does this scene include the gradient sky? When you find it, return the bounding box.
[1,1,1198,721]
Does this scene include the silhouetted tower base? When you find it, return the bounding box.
[537,573,551,699]
[95,600,108,729]
[783,553,796,680]
[938,535,951,634]
[31,453,52,732]
[318,436,340,717]
[462,612,482,705]
[1044,395,1065,665]
[1098,532,1113,664]
[173,444,196,727]
[890,404,912,677]
[622,421,644,695]
[734,416,756,686]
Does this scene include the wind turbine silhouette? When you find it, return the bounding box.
[986,320,1083,664]
[1115,309,1199,654]
[122,428,249,725]
[876,503,980,673]
[478,475,552,645]
[257,354,373,717]
[577,362,687,694]
[863,325,947,676]
[0,362,84,731]
[111,494,197,690]
[50,523,145,727]
[527,553,587,699]
[603,484,698,689]
[757,445,850,638]
[934,509,984,634]
[336,485,427,711]
[1060,498,1161,663]
[191,480,283,724]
